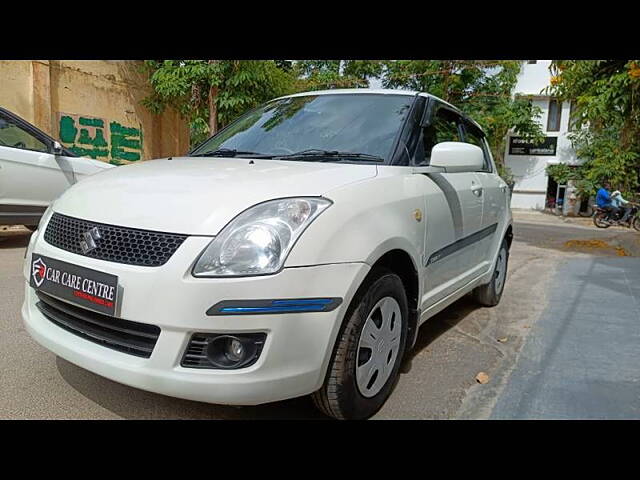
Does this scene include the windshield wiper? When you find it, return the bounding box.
[274,149,384,162]
[190,148,273,158]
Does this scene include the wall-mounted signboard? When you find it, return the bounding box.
[509,136,557,156]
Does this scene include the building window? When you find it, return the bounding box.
[527,60,537,64]
[568,100,579,131]
[547,99,562,132]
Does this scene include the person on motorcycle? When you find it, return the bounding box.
[596,182,621,222]
[611,190,631,223]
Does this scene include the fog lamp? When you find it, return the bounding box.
[194,333,266,369]
[226,338,244,362]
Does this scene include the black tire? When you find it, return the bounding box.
[473,238,509,307]
[312,268,408,420]
[632,216,640,232]
[593,212,610,228]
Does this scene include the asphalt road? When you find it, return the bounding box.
[1,221,638,419]
[489,256,640,419]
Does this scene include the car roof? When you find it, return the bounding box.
[275,89,484,133]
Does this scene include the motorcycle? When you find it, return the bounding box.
[593,202,640,231]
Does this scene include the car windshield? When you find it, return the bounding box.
[190,94,414,163]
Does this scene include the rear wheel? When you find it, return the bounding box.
[473,238,509,307]
[632,216,640,232]
[312,269,408,420]
[593,211,610,228]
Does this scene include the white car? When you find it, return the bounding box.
[0,107,112,228]
[22,89,512,419]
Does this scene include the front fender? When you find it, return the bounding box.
[286,173,425,271]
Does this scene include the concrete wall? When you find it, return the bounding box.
[0,61,189,164]
[514,60,553,96]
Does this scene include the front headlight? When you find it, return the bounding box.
[192,197,332,277]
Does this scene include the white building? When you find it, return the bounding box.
[506,60,582,211]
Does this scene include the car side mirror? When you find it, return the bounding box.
[429,142,484,173]
[52,141,64,156]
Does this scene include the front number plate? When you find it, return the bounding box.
[30,254,119,316]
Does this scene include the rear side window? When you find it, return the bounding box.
[0,115,49,153]
[463,122,492,172]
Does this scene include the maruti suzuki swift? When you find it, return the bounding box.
[22,89,512,419]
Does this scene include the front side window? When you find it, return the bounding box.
[191,94,414,163]
[414,107,463,165]
[0,115,49,153]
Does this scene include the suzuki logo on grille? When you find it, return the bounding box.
[80,227,102,254]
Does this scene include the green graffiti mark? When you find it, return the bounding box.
[110,122,140,137]
[77,127,108,147]
[58,114,143,163]
[59,116,77,143]
[110,121,142,162]
[68,145,109,159]
[79,117,104,128]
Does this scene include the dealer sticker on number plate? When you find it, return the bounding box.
[30,254,119,316]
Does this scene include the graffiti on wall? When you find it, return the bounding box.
[58,113,143,165]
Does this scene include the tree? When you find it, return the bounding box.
[142,60,296,146]
[381,60,544,181]
[141,59,545,172]
[142,60,384,147]
[293,60,383,91]
[546,60,640,198]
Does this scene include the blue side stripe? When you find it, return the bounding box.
[220,305,327,313]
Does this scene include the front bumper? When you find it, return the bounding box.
[22,231,369,405]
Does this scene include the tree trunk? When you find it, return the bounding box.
[208,59,219,135]
[208,85,218,135]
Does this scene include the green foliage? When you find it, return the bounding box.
[546,163,579,185]
[141,59,543,165]
[381,60,544,181]
[574,178,598,199]
[142,60,297,146]
[293,60,383,91]
[547,60,640,196]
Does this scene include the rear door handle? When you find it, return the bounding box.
[471,185,483,196]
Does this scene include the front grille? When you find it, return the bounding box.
[44,213,187,267]
[35,291,161,358]
[182,334,212,368]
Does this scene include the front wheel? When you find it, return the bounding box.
[312,269,408,420]
[473,238,509,307]
[593,211,610,228]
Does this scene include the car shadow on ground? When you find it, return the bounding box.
[0,232,31,249]
[400,294,480,374]
[55,356,329,420]
[55,294,481,420]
